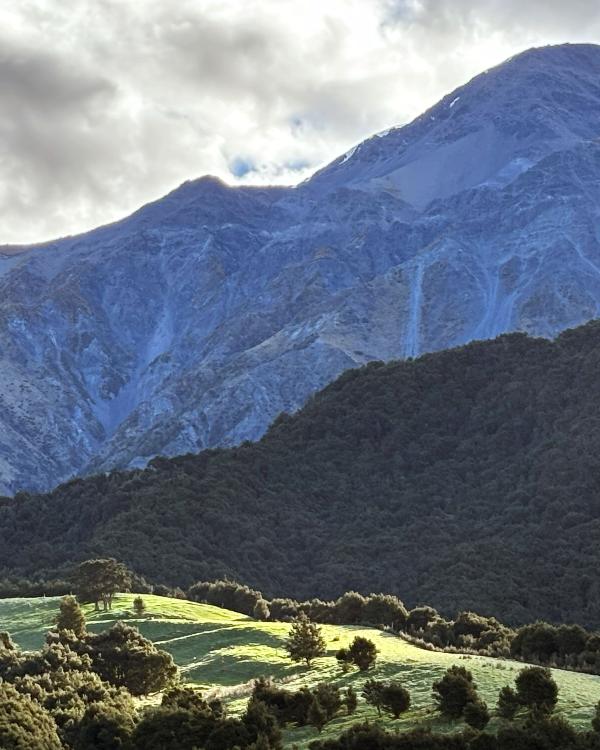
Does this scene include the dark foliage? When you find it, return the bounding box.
[5,325,600,625]
[432,666,480,719]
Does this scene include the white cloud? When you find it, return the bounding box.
[1,0,600,243]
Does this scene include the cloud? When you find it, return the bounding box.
[1,0,600,243]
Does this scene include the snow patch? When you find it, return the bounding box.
[340,144,359,164]
[449,96,460,108]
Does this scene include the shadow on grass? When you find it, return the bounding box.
[184,652,306,686]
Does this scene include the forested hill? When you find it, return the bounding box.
[3,321,600,626]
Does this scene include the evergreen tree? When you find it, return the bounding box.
[56,595,86,638]
[313,683,342,720]
[348,636,378,671]
[133,596,146,617]
[307,698,327,732]
[497,685,520,720]
[515,667,558,714]
[380,683,411,719]
[593,700,600,733]
[284,614,326,667]
[85,622,178,695]
[345,686,358,715]
[432,665,478,719]
[73,704,134,750]
[362,679,384,716]
[464,700,490,730]
[0,682,63,750]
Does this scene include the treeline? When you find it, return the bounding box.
[4,324,600,626]
[187,579,600,676]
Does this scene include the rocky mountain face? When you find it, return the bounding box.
[3,43,600,495]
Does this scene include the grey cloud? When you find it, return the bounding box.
[1,0,600,243]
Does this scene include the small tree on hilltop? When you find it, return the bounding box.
[285,614,326,667]
[56,595,86,638]
[74,558,132,611]
[348,636,378,671]
[133,596,146,617]
[380,683,411,719]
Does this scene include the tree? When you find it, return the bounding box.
[0,682,62,750]
[407,606,438,632]
[432,665,478,719]
[497,685,520,720]
[307,698,327,732]
[313,683,342,720]
[85,622,178,695]
[363,594,407,630]
[515,667,558,714]
[253,599,270,621]
[242,698,282,749]
[334,592,366,624]
[133,596,146,617]
[464,700,490,730]
[56,595,86,638]
[348,636,377,671]
[73,704,135,750]
[74,559,132,611]
[380,683,411,719]
[284,614,326,667]
[345,686,358,715]
[362,679,384,716]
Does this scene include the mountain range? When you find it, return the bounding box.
[3,43,600,494]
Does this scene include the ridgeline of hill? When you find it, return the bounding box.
[3,322,600,626]
[4,593,600,748]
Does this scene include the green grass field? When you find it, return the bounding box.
[3,594,600,747]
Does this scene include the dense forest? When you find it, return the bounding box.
[3,322,600,626]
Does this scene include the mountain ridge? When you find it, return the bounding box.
[3,43,600,493]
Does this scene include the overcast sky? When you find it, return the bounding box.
[2,0,600,244]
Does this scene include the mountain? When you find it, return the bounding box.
[3,320,600,627]
[4,43,600,494]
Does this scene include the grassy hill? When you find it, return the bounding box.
[3,594,600,748]
[4,323,600,626]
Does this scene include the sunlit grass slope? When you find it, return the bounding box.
[3,594,600,748]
